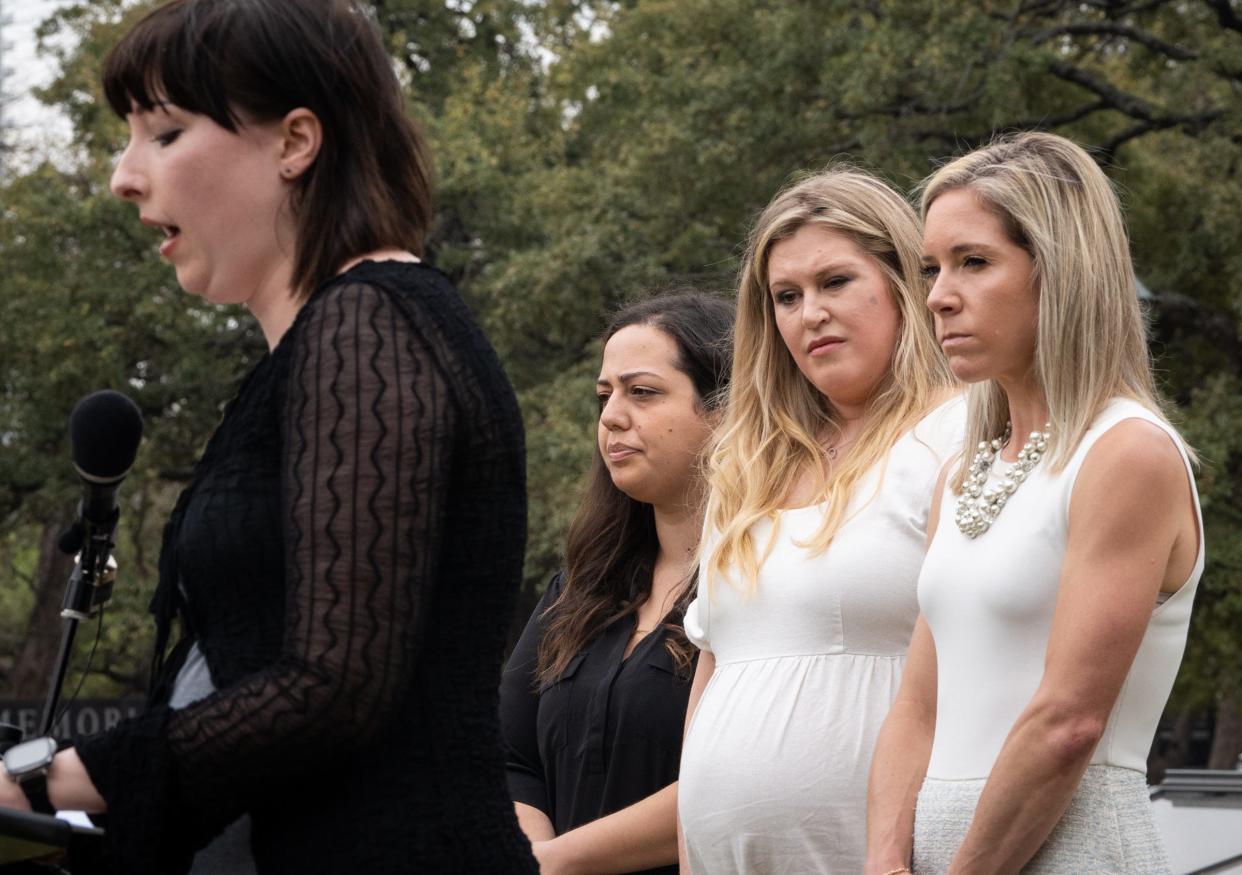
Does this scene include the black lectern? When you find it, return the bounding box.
[0,807,101,870]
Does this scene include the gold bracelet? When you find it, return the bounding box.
[882,868,912,875]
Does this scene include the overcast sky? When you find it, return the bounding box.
[3,0,75,165]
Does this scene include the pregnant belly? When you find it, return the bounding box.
[678,653,902,867]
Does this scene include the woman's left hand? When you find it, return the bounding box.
[0,768,33,812]
[0,750,106,814]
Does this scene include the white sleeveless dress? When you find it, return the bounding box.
[678,397,965,874]
[913,398,1204,874]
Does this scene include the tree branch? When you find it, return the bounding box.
[1048,60,1161,120]
[1048,60,1226,135]
[1097,108,1226,162]
[1029,22,1197,60]
[1016,0,1067,17]
[832,83,991,122]
[1128,0,1183,14]
[1011,100,1112,129]
[155,467,196,483]
[913,100,1111,147]
[1098,120,1159,161]
[1203,0,1242,33]
[90,665,146,693]
[1080,0,1182,16]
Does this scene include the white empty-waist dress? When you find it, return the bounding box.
[678,397,965,874]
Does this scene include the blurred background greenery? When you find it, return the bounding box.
[1,0,1239,771]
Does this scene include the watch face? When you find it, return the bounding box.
[4,737,57,774]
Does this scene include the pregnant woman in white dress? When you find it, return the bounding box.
[865,132,1202,875]
[677,168,961,873]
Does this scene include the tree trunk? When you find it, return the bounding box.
[6,513,76,698]
[1169,708,1196,769]
[1208,696,1242,771]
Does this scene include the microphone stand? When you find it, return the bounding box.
[0,515,114,873]
[38,514,117,739]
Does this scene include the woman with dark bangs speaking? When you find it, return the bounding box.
[0,1,537,873]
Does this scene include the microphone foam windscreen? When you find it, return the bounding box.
[69,390,145,481]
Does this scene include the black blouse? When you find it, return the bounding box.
[500,574,694,875]
[74,261,537,875]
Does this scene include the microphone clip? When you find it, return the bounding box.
[56,502,120,557]
[61,523,119,621]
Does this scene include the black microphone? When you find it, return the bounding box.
[58,390,144,556]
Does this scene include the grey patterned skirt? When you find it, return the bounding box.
[913,765,1170,874]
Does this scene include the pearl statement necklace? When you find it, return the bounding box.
[954,422,1052,539]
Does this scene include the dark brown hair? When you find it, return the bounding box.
[536,292,734,685]
[102,0,432,299]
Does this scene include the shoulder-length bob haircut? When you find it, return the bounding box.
[705,167,954,589]
[102,0,432,300]
[536,292,734,685]
[918,131,1178,491]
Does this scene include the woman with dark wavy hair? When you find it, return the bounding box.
[0,1,536,873]
[500,292,733,875]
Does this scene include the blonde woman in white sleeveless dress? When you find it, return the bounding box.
[677,168,962,873]
[865,132,1202,875]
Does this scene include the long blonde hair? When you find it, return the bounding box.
[918,132,1180,491]
[705,168,954,588]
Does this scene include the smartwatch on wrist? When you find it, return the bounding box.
[3,736,58,815]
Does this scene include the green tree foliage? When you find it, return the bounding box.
[409,2,1242,697]
[0,0,264,694]
[2,0,1239,760]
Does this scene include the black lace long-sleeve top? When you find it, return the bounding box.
[74,261,537,875]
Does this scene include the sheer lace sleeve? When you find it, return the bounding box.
[173,276,453,772]
[75,279,456,872]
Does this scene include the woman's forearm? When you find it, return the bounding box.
[865,614,938,875]
[542,782,679,874]
[514,801,556,843]
[49,748,107,812]
[865,701,934,874]
[947,699,1101,873]
[677,815,688,874]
